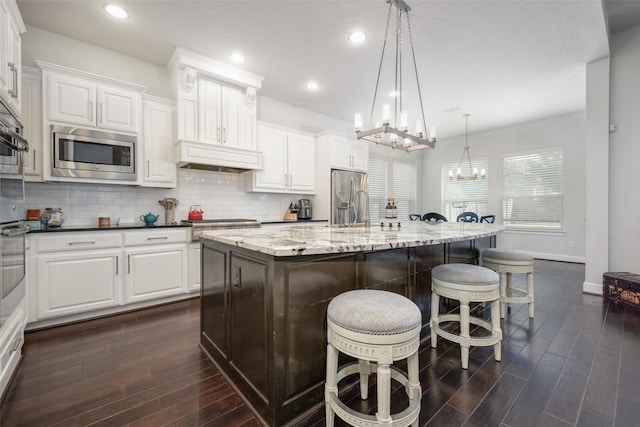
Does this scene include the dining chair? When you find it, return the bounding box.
[457,212,479,223]
[480,215,496,223]
[422,212,448,223]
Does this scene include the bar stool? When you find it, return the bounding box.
[482,248,535,318]
[430,263,501,369]
[325,289,421,427]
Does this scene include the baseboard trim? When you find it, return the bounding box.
[529,252,585,264]
[583,280,603,296]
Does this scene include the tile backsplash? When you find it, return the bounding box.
[25,169,312,226]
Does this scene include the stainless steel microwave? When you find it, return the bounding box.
[52,126,136,181]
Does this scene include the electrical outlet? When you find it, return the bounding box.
[568,240,574,248]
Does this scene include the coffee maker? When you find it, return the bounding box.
[297,199,312,220]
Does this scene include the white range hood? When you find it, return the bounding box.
[175,140,263,173]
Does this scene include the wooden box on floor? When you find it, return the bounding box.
[603,272,640,310]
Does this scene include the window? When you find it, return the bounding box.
[368,157,417,221]
[500,147,563,230]
[441,158,489,221]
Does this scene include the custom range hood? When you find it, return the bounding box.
[175,140,263,173]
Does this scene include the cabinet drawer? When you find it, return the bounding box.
[36,232,122,253]
[0,308,25,398]
[123,228,189,246]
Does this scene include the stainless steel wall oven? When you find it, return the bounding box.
[0,97,29,328]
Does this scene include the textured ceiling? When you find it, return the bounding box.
[17,0,611,140]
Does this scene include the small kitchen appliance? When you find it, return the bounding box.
[297,199,312,220]
[188,205,204,221]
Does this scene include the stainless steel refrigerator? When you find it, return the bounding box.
[330,169,369,226]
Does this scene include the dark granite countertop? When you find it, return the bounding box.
[28,223,191,233]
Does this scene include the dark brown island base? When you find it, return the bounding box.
[198,222,503,426]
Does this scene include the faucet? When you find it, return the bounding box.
[353,189,370,228]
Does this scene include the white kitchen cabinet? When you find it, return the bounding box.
[245,122,315,194]
[326,134,369,172]
[38,62,144,134]
[36,248,122,319]
[0,300,25,400]
[21,67,43,181]
[188,242,201,292]
[122,228,188,304]
[142,96,177,188]
[0,0,25,115]
[198,77,241,148]
[28,228,190,328]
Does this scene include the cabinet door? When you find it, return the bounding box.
[230,253,268,397]
[201,245,228,358]
[350,142,369,171]
[124,244,186,304]
[0,2,8,94]
[198,78,221,144]
[254,124,288,190]
[330,138,352,170]
[6,11,20,113]
[21,68,42,180]
[98,85,138,132]
[188,242,201,292]
[47,73,95,127]
[220,85,240,146]
[143,99,176,187]
[287,134,315,193]
[36,249,121,319]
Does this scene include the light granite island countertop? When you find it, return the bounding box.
[198,220,503,426]
[199,221,505,257]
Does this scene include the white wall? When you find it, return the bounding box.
[421,113,586,262]
[609,25,640,272]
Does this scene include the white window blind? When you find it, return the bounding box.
[367,158,388,221]
[500,146,563,230]
[441,158,489,221]
[392,162,417,221]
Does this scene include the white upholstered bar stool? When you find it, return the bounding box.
[430,263,501,370]
[325,289,422,427]
[482,248,535,318]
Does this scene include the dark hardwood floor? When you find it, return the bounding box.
[1,260,639,426]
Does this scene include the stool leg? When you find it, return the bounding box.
[460,297,470,369]
[500,272,507,319]
[375,364,393,426]
[430,291,440,348]
[358,359,371,400]
[407,350,421,427]
[325,342,338,427]
[491,299,502,362]
[527,271,535,318]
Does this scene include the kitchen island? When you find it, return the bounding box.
[199,222,503,426]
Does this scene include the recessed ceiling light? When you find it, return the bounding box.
[229,52,246,63]
[306,81,319,91]
[349,31,367,43]
[104,4,128,19]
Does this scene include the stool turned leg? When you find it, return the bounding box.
[527,271,535,318]
[500,272,507,318]
[358,359,371,400]
[375,364,393,426]
[325,342,338,427]
[407,351,421,427]
[430,291,440,348]
[491,299,502,362]
[460,296,471,369]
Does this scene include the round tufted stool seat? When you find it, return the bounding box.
[482,248,535,319]
[325,289,422,427]
[430,263,502,369]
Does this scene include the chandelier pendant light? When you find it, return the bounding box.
[449,114,485,180]
[354,0,436,152]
